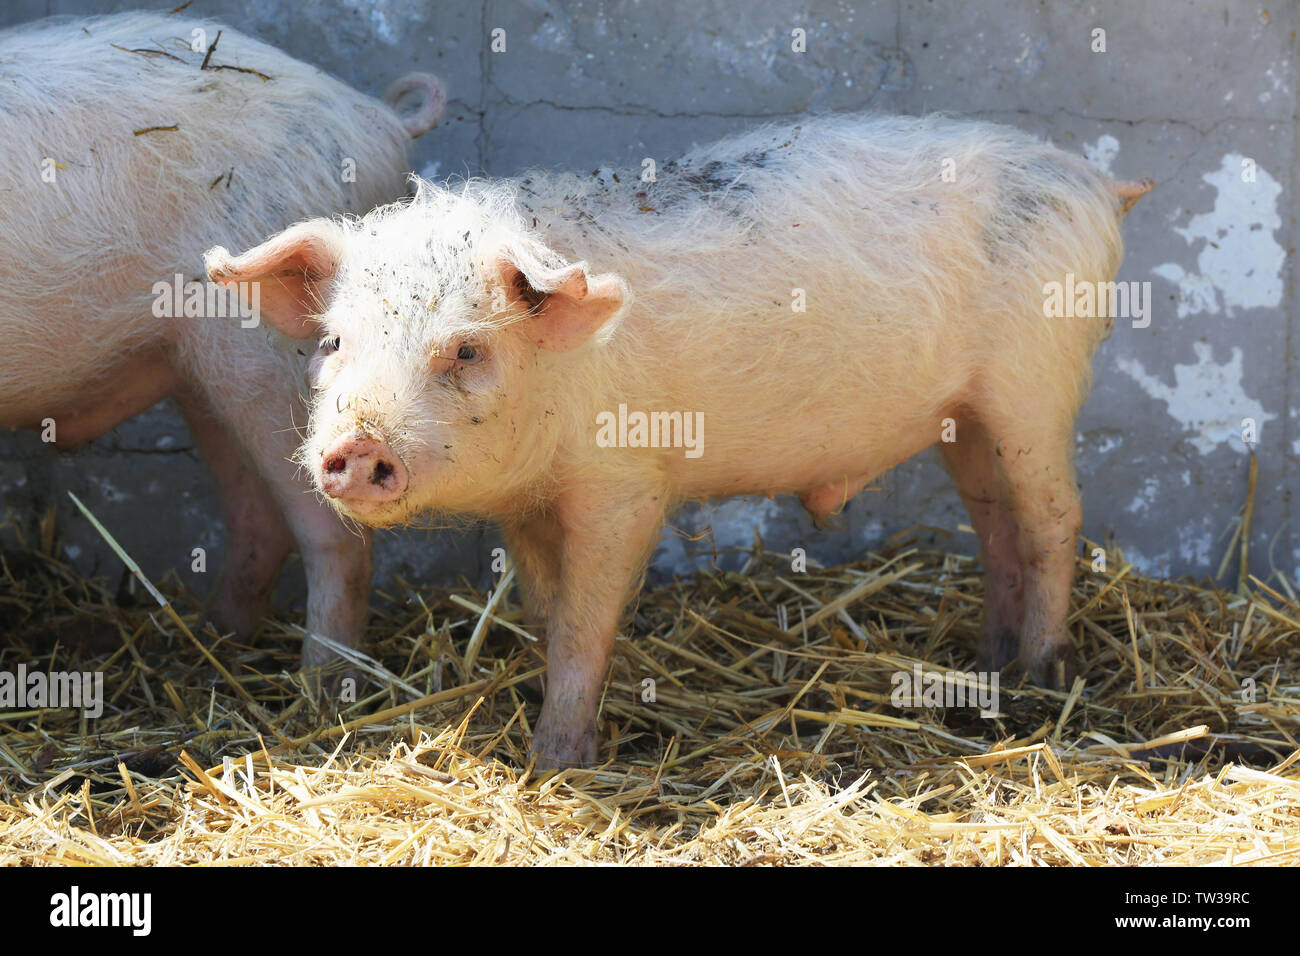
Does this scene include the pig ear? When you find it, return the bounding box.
[497,249,627,352]
[205,220,345,339]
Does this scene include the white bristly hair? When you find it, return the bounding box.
[217,110,1147,764]
[292,113,1126,525]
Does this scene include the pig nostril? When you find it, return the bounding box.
[324,455,347,474]
[371,460,395,485]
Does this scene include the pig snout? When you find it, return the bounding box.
[319,432,408,503]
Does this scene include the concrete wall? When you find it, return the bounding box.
[1,0,1295,607]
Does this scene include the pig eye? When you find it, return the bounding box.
[319,335,341,354]
[455,343,485,365]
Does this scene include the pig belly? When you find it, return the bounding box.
[669,408,946,509]
[2,347,182,450]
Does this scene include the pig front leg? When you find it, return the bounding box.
[503,511,562,701]
[531,483,667,768]
[502,509,564,637]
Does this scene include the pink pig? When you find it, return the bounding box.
[0,12,444,670]
[208,114,1151,765]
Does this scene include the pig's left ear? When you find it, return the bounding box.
[205,220,346,339]
[496,248,627,352]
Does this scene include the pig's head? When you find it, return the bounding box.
[204,183,628,526]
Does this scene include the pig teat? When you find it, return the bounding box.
[318,431,408,503]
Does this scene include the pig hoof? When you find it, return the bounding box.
[976,627,1019,673]
[531,726,598,770]
[300,639,341,673]
[205,600,262,642]
[299,660,365,710]
[1014,642,1077,691]
[324,668,365,709]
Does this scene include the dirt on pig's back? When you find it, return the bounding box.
[512,114,1124,494]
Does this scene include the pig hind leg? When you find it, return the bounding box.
[178,390,293,639]
[272,488,373,672]
[972,401,1082,689]
[182,380,372,674]
[939,419,1023,672]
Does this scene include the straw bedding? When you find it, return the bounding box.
[0,503,1296,866]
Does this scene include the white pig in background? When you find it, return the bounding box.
[0,12,445,669]
[209,114,1152,765]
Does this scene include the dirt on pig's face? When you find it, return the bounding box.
[298,254,538,526]
[211,181,625,525]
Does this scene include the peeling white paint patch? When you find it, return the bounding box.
[1152,154,1284,317]
[1177,517,1214,569]
[1258,59,1292,104]
[340,0,399,45]
[1150,263,1218,317]
[855,518,887,549]
[1126,475,1161,514]
[1121,546,1171,579]
[1082,134,1119,175]
[1077,429,1123,456]
[1014,33,1047,78]
[1116,343,1274,455]
[530,16,576,54]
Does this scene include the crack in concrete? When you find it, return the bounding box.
[477,0,490,171]
[483,91,834,122]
